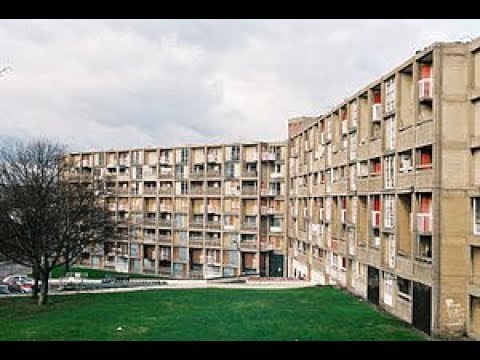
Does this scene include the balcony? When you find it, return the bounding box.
[270,172,283,180]
[418,78,433,101]
[144,187,157,196]
[372,104,382,122]
[417,213,432,233]
[189,220,204,229]
[207,154,220,163]
[116,188,129,196]
[261,152,276,161]
[260,188,278,197]
[223,224,236,231]
[242,223,257,231]
[269,225,282,233]
[158,187,173,195]
[159,204,172,213]
[158,235,172,244]
[143,235,156,244]
[189,237,204,246]
[206,187,221,195]
[242,187,257,196]
[190,171,205,180]
[371,210,381,228]
[260,242,274,251]
[159,156,170,165]
[205,237,221,247]
[206,170,221,178]
[206,221,222,230]
[242,170,258,178]
[158,219,172,227]
[240,241,258,250]
[143,217,157,226]
[158,172,173,179]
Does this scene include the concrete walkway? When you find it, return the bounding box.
[1,279,313,298]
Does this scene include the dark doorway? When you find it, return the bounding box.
[412,282,432,335]
[268,254,284,277]
[367,266,380,305]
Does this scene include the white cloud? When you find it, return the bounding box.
[0,19,480,151]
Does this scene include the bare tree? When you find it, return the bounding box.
[0,140,114,304]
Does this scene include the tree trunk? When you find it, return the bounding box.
[38,272,49,305]
[32,266,39,299]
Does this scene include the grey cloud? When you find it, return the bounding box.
[1,19,480,151]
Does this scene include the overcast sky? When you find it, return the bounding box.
[1,19,479,151]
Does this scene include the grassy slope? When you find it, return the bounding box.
[0,287,426,341]
[49,266,162,279]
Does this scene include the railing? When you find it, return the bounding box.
[417,213,432,233]
[260,243,274,251]
[223,224,236,231]
[242,170,258,178]
[372,104,382,122]
[260,189,278,196]
[240,241,258,250]
[159,204,172,212]
[372,210,381,228]
[261,152,276,161]
[116,188,128,195]
[158,172,173,179]
[207,205,219,213]
[143,217,157,225]
[269,225,282,233]
[158,187,173,195]
[206,170,221,178]
[207,154,220,163]
[190,172,205,179]
[242,223,257,231]
[242,187,257,196]
[158,219,172,227]
[189,221,204,228]
[189,237,204,246]
[143,187,157,195]
[158,267,171,276]
[206,187,221,195]
[270,172,283,179]
[158,235,172,244]
[189,187,204,195]
[143,235,156,243]
[206,221,222,229]
[205,238,221,247]
[418,78,433,100]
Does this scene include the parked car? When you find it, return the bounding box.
[0,282,22,293]
[3,275,35,286]
[0,284,10,295]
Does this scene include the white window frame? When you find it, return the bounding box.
[384,194,395,228]
[384,155,395,189]
[474,198,480,235]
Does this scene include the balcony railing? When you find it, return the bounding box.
[223,224,236,231]
[261,152,276,161]
[270,172,283,180]
[206,170,221,178]
[207,154,220,163]
[241,223,257,231]
[190,172,205,179]
[269,225,282,233]
[189,186,204,195]
[158,219,172,227]
[372,104,382,122]
[158,187,173,195]
[143,187,157,195]
[242,170,258,178]
[189,221,204,228]
[158,235,172,244]
[206,221,222,229]
[189,237,204,246]
[143,217,157,225]
[242,187,257,196]
[260,189,278,196]
[371,210,381,228]
[240,241,258,250]
[205,238,221,247]
[158,172,173,179]
[159,204,172,212]
[206,187,221,195]
[418,78,433,100]
[417,213,432,233]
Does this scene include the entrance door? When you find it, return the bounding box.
[268,254,284,277]
[367,266,380,305]
[413,282,432,335]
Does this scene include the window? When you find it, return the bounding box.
[383,272,394,307]
[416,145,432,169]
[351,101,358,128]
[417,235,432,261]
[385,77,396,113]
[473,198,480,235]
[357,161,369,178]
[131,150,141,165]
[385,116,396,150]
[399,151,413,173]
[232,146,240,161]
[384,195,395,228]
[397,277,411,301]
[342,135,348,150]
[371,158,381,176]
[180,181,188,195]
[350,131,357,160]
[181,148,189,163]
[384,156,395,189]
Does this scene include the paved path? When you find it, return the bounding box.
[1,279,313,298]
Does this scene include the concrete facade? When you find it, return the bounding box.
[65,142,287,280]
[64,36,480,338]
[287,38,480,338]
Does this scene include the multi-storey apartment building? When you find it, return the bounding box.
[287,37,480,338]
[64,142,288,280]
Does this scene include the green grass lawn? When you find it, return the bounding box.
[0,287,427,341]
[49,266,162,279]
